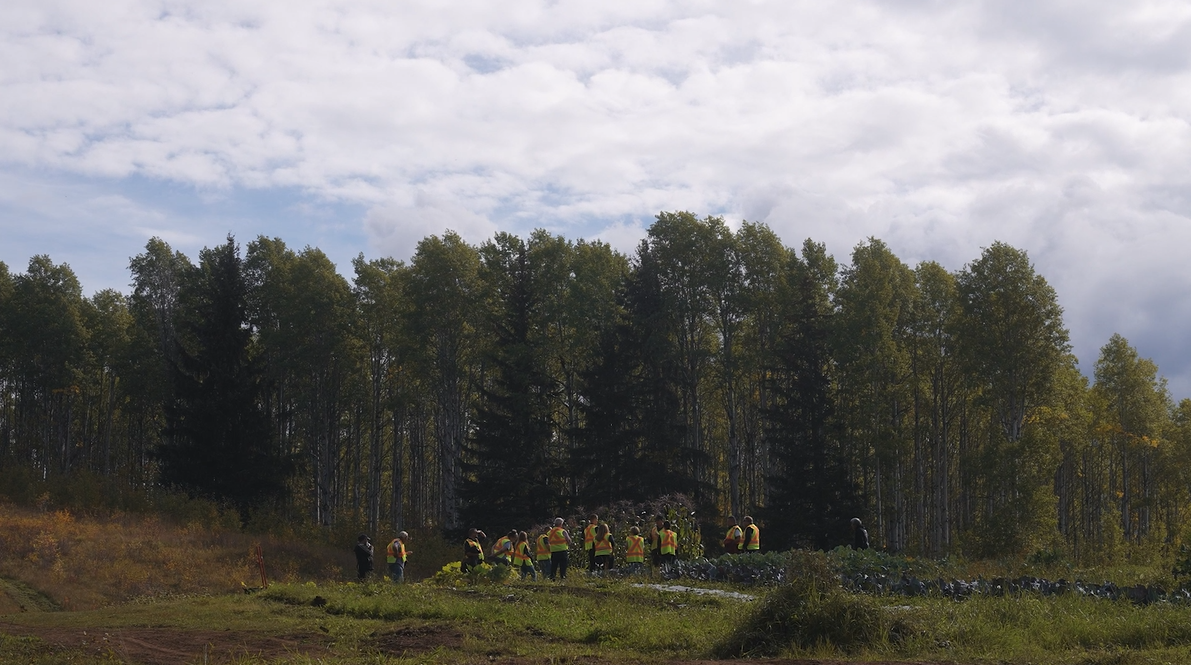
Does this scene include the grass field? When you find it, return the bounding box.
[5,505,1191,664]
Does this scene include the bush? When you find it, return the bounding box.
[715,550,909,657]
[429,561,512,587]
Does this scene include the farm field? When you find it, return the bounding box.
[3,506,1191,664]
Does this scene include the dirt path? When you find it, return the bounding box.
[1,618,951,665]
[0,622,332,664]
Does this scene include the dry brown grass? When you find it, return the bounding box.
[0,504,351,610]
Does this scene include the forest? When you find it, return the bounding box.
[0,211,1186,563]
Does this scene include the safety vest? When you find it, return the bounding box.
[386,539,400,563]
[584,523,597,550]
[536,534,551,561]
[492,536,512,560]
[650,526,662,551]
[625,535,646,563]
[513,541,532,566]
[660,529,677,555]
[465,538,485,561]
[593,534,613,556]
[744,524,760,550]
[548,526,568,552]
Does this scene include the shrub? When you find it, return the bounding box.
[429,561,512,587]
[430,561,465,587]
[0,505,350,609]
[715,550,909,657]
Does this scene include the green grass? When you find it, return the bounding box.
[8,570,1191,663]
[261,578,746,659]
[901,594,1191,664]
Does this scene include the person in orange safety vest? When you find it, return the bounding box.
[742,516,761,552]
[659,520,678,571]
[723,515,743,554]
[592,523,614,572]
[624,526,646,575]
[547,517,573,580]
[462,528,486,572]
[491,530,515,566]
[535,530,553,579]
[386,531,410,582]
[648,514,665,571]
[583,513,599,572]
[512,531,537,580]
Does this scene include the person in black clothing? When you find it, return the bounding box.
[462,528,487,572]
[354,534,374,580]
[850,518,869,550]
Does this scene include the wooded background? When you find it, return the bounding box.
[0,211,1185,562]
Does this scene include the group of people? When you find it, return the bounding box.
[719,515,762,554]
[461,513,764,581]
[354,531,411,582]
[353,514,869,583]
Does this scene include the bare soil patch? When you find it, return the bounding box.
[366,623,464,656]
[477,659,942,665]
[0,621,331,664]
[670,661,950,665]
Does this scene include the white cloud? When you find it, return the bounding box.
[364,191,497,262]
[4,0,1191,393]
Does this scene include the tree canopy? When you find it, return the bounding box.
[0,216,1186,563]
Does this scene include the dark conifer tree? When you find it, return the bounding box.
[762,249,860,550]
[158,236,293,517]
[571,314,639,507]
[461,236,555,530]
[572,246,707,508]
[624,245,703,500]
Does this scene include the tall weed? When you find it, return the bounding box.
[0,504,350,609]
[715,549,910,657]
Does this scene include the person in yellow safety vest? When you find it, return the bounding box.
[742,516,761,551]
[462,528,486,572]
[624,526,646,575]
[386,531,410,582]
[592,523,614,572]
[491,529,515,566]
[659,520,678,571]
[648,514,665,570]
[723,515,743,554]
[536,531,553,579]
[583,514,599,572]
[547,517,573,580]
[512,531,537,580]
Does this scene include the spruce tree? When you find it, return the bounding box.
[626,246,704,500]
[461,236,555,530]
[763,247,860,550]
[571,311,642,506]
[158,236,292,517]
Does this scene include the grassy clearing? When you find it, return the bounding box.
[262,578,746,660]
[718,585,1191,664]
[905,594,1191,664]
[5,506,1191,663]
[6,572,1191,663]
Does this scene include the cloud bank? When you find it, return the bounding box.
[3,0,1191,392]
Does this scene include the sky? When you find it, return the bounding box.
[3,1,1191,396]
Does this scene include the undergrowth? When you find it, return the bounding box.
[715,549,913,657]
[0,504,349,609]
[262,577,745,657]
[6,504,1191,664]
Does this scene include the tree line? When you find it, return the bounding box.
[0,211,1186,562]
